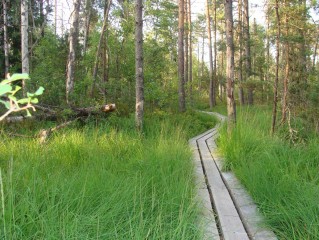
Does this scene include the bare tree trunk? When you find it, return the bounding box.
[213,0,218,104]
[66,0,81,104]
[225,0,236,130]
[2,0,10,77]
[272,0,280,135]
[21,0,29,94]
[178,0,186,112]
[83,0,93,55]
[238,0,244,105]
[184,0,189,86]
[243,0,252,105]
[135,0,144,131]
[91,0,112,96]
[206,0,215,109]
[266,1,270,102]
[281,0,289,123]
[188,0,193,104]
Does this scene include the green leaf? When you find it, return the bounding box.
[11,86,22,95]
[9,73,30,81]
[0,84,12,96]
[0,100,10,109]
[27,92,35,98]
[17,98,30,104]
[30,98,39,104]
[34,87,44,96]
[26,109,32,117]
[8,95,17,102]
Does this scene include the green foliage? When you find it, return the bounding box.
[219,107,319,239]
[0,111,216,239]
[31,30,67,105]
[0,74,44,120]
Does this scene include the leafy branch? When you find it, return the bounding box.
[0,73,44,121]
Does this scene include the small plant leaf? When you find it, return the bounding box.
[0,100,10,109]
[0,84,12,96]
[17,98,30,104]
[34,87,44,96]
[30,98,39,104]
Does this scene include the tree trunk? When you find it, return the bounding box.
[135,0,144,131]
[2,0,10,77]
[243,0,252,105]
[213,0,218,104]
[281,0,289,123]
[225,0,236,130]
[91,0,112,96]
[83,0,93,55]
[272,0,280,135]
[178,0,186,112]
[188,0,193,104]
[206,0,215,109]
[66,0,81,104]
[184,0,189,86]
[238,0,244,105]
[21,0,29,94]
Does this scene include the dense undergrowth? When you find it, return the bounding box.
[0,110,217,239]
[219,107,319,240]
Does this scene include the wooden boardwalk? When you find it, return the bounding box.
[189,112,277,240]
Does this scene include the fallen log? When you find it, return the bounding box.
[3,104,116,123]
[38,118,81,144]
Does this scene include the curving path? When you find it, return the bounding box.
[189,112,277,240]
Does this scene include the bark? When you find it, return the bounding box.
[178,0,186,112]
[135,0,144,131]
[243,0,252,105]
[213,0,218,104]
[66,0,81,104]
[272,0,280,135]
[2,0,9,77]
[91,0,112,96]
[206,0,215,109]
[184,0,189,86]
[238,0,244,105]
[225,0,236,129]
[281,0,289,123]
[188,0,193,104]
[21,0,29,94]
[83,0,93,55]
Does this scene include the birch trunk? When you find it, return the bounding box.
[2,0,10,77]
[21,0,29,93]
[66,0,81,104]
[135,0,144,130]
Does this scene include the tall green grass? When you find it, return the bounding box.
[0,111,216,239]
[219,107,319,239]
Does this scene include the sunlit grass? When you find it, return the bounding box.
[0,110,217,239]
[219,106,319,239]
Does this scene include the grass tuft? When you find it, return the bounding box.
[219,106,319,239]
[0,111,216,239]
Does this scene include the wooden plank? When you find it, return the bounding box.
[198,141,249,240]
[197,188,220,240]
[206,133,277,240]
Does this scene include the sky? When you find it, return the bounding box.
[53,0,267,35]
